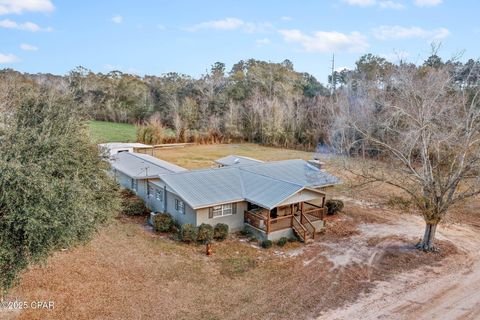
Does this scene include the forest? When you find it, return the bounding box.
[1,54,479,152]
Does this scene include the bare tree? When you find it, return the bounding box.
[333,63,480,251]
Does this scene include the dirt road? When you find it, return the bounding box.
[319,212,480,320]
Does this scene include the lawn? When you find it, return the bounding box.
[88,120,137,143]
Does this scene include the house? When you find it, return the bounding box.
[152,158,339,241]
[111,152,340,242]
[99,142,153,158]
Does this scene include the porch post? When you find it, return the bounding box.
[322,196,326,208]
[266,210,271,234]
[300,202,304,223]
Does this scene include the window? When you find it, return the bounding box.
[131,178,138,192]
[210,203,236,218]
[175,199,185,214]
[155,189,163,202]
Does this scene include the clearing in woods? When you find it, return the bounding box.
[2,144,479,320]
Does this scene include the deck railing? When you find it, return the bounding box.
[303,207,326,221]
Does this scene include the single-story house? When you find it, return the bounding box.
[152,159,339,241]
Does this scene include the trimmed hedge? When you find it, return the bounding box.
[179,224,197,243]
[153,213,173,232]
[325,199,344,216]
[213,223,229,241]
[197,223,214,244]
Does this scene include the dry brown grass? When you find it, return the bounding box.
[4,211,460,320]
[4,143,474,320]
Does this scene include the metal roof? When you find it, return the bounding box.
[240,159,340,188]
[215,155,264,166]
[110,152,187,179]
[156,159,339,209]
[99,142,152,149]
[155,167,244,209]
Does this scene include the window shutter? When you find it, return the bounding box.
[232,203,237,214]
[209,207,213,218]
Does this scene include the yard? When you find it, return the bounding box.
[88,120,137,143]
[3,144,480,320]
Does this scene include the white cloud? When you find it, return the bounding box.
[0,53,19,63]
[379,1,405,9]
[342,0,376,6]
[281,16,292,21]
[0,0,54,15]
[187,17,272,33]
[279,29,369,53]
[20,43,38,51]
[414,0,442,7]
[0,19,50,31]
[111,15,123,24]
[373,25,450,41]
[157,24,166,30]
[256,38,271,45]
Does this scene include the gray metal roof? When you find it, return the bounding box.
[155,167,244,209]
[215,155,264,166]
[156,159,339,209]
[240,159,340,188]
[110,152,187,179]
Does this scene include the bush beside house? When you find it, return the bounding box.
[325,199,344,216]
[213,223,229,241]
[153,213,173,232]
[121,189,147,216]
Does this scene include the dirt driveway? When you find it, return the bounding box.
[319,207,480,320]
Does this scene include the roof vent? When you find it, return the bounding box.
[234,158,240,164]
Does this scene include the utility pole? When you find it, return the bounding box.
[330,53,336,95]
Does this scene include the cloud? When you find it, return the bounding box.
[281,16,292,21]
[342,0,404,9]
[256,38,271,46]
[379,1,405,9]
[186,17,272,33]
[373,25,450,41]
[0,0,54,15]
[279,29,369,53]
[111,15,123,24]
[20,43,38,51]
[0,53,19,63]
[0,19,51,31]
[414,0,442,7]
[342,0,376,6]
[157,24,166,30]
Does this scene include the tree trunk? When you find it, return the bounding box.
[416,222,439,252]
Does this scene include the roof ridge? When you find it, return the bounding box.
[238,166,304,188]
[128,153,184,171]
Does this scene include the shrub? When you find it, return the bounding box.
[179,224,197,243]
[197,223,214,244]
[276,237,288,247]
[325,199,344,216]
[153,213,173,232]
[122,195,147,216]
[239,227,250,237]
[261,240,273,249]
[213,223,229,241]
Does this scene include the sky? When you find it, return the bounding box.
[0,0,478,83]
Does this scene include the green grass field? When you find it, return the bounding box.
[88,120,137,143]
